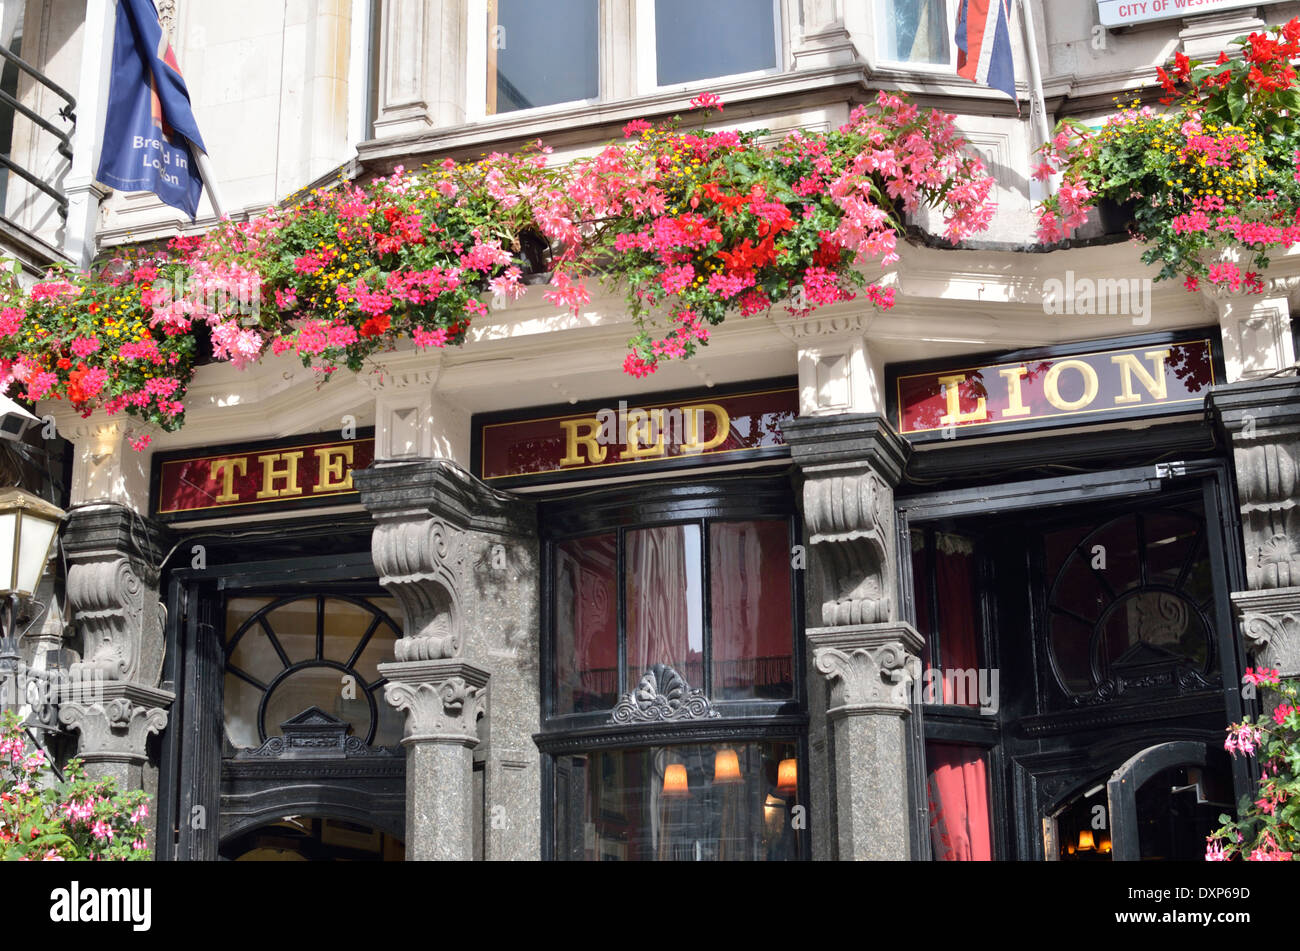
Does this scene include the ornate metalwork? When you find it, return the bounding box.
[609,664,719,723]
[234,707,396,759]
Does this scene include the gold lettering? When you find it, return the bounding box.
[209,457,247,503]
[256,451,304,499]
[937,374,987,426]
[559,418,605,466]
[1112,349,1171,405]
[681,404,731,452]
[999,366,1032,418]
[1044,359,1099,411]
[314,445,355,492]
[622,410,667,460]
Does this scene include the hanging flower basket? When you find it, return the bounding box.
[0,91,995,447]
[1034,18,1300,294]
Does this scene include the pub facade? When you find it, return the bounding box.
[16,0,1300,860]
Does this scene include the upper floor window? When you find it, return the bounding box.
[486,0,599,115]
[878,0,952,66]
[650,0,779,87]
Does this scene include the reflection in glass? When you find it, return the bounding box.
[654,0,776,86]
[488,0,598,114]
[222,595,403,748]
[553,742,801,860]
[554,533,618,713]
[626,525,704,690]
[879,0,951,65]
[710,520,794,699]
[1044,505,1219,696]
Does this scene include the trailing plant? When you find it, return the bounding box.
[1206,668,1298,861]
[0,91,995,448]
[0,712,152,860]
[1034,18,1300,293]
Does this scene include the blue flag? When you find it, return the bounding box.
[96,0,208,219]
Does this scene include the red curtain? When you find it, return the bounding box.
[710,520,793,695]
[933,538,980,706]
[926,742,992,861]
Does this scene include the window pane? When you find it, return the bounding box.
[626,525,704,690]
[926,742,992,860]
[264,665,373,740]
[490,0,598,114]
[555,533,619,713]
[655,0,776,86]
[710,520,794,699]
[554,741,801,860]
[879,0,950,64]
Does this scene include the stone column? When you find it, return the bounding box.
[1211,380,1300,702]
[782,412,921,860]
[58,504,173,801]
[380,659,489,861]
[354,459,539,861]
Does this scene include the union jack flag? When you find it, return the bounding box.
[956,0,1017,103]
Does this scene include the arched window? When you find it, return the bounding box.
[223,594,405,748]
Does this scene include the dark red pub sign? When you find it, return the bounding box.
[153,431,375,520]
[475,383,798,487]
[893,337,1216,440]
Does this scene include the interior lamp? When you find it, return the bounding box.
[713,749,742,785]
[662,763,691,798]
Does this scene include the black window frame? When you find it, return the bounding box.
[535,471,810,861]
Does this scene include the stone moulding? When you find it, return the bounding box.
[808,624,923,716]
[1233,587,1300,678]
[609,664,720,723]
[379,659,490,746]
[355,459,536,663]
[804,470,892,626]
[57,681,173,764]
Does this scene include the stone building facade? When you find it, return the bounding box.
[3,0,1300,860]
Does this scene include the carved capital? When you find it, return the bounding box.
[809,624,923,716]
[57,682,172,764]
[1233,588,1300,679]
[379,660,489,746]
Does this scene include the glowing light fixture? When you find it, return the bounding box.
[662,763,690,798]
[776,757,798,793]
[713,749,742,785]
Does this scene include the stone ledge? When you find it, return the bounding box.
[781,414,911,484]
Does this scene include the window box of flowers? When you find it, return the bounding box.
[1034,18,1300,295]
[0,92,995,448]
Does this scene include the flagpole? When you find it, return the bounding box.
[194,150,226,219]
[1019,0,1055,198]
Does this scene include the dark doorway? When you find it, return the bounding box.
[902,466,1249,861]
[222,817,404,861]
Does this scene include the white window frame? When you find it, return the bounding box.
[872,0,961,74]
[634,0,785,97]
[466,0,605,124]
